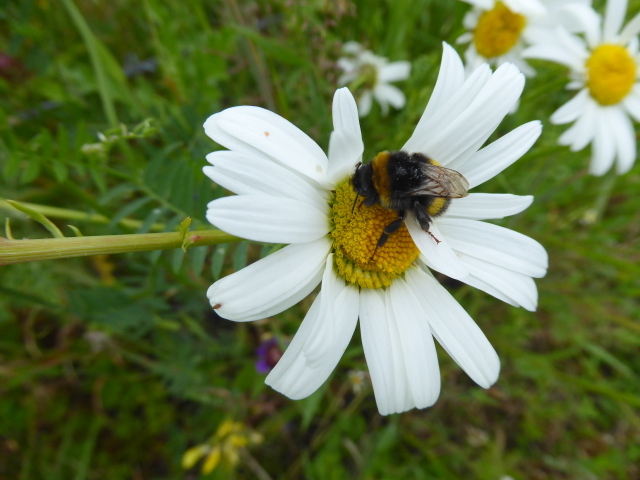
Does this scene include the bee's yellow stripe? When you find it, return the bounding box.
[428,197,447,216]
[371,151,392,208]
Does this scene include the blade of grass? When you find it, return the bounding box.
[60,0,119,126]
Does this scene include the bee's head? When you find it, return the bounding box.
[351,162,377,199]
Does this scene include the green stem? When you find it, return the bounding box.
[0,200,165,231]
[592,172,617,222]
[0,230,240,266]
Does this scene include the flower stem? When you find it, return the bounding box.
[592,172,617,222]
[0,230,240,266]
[0,200,165,231]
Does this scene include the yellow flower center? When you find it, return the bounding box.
[586,44,637,106]
[330,180,419,289]
[473,2,526,58]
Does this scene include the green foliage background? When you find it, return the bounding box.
[1,0,640,478]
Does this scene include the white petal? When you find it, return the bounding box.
[557,97,597,151]
[590,109,616,176]
[404,43,478,151]
[549,3,597,34]
[447,260,521,307]
[206,195,329,244]
[444,193,534,220]
[343,41,363,54]
[266,258,359,399]
[338,71,358,85]
[550,88,589,124]
[461,0,494,10]
[359,288,398,415]
[454,254,539,310]
[405,268,500,389]
[419,63,525,168]
[406,216,470,281]
[567,80,585,90]
[332,88,363,141]
[403,63,493,157]
[374,84,406,110]
[458,121,542,189]
[388,276,441,410]
[457,32,474,44]
[609,107,637,174]
[204,151,327,208]
[438,218,548,278]
[359,281,440,416]
[382,288,413,413]
[522,40,585,72]
[327,130,363,186]
[619,12,640,45]
[603,0,627,41]
[504,0,546,16]
[203,106,329,186]
[378,61,411,83]
[506,54,536,78]
[207,238,331,321]
[463,44,491,74]
[337,57,356,72]
[627,35,639,55]
[622,85,640,121]
[559,3,602,47]
[556,25,591,66]
[358,91,373,117]
[303,254,340,365]
[427,63,524,170]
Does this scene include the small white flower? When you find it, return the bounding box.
[203,43,547,415]
[458,0,591,76]
[523,0,640,175]
[337,41,411,117]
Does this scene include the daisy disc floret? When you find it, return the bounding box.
[203,43,547,415]
[458,0,591,76]
[523,0,640,175]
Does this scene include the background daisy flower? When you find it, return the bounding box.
[458,0,591,76]
[523,0,640,175]
[203,44,547,415]
[337,41,411,117]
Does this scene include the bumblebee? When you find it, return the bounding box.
[351,150,469,250]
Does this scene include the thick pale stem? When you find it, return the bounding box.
[0,230,240,266]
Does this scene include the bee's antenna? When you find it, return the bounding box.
[351,194,359,214]
[368,244,380,263]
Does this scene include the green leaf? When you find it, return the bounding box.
[188,245,208,276]
[107,197,153,229]
[171,248,184,273]
[210,244,228,280]
[232,242,249,272]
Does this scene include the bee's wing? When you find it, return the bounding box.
[401,164,470,198]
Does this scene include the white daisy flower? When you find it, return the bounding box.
[523,0,640,175]
[458,0,591,76]
[203,43,547,415]
[337,41,411,117]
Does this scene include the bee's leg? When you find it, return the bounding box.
[370,211,406,261]
[414,203,441,244]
